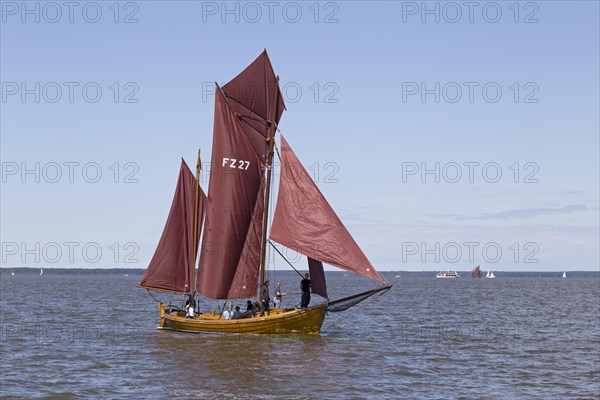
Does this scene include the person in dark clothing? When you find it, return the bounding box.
[231,306,243,319]
[239,301,255,318]
[244,300,256,317]
[260,280,271,316]
[300,273,312,308]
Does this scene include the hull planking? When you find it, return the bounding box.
[157,303,328,334]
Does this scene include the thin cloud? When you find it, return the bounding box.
[455,205,589,220]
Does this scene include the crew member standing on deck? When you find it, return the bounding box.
[300,273,312,308]
[274,281,285,309]
[185,301,195,318]
[260,280,271,316]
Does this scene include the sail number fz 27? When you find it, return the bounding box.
[222,158,250,170]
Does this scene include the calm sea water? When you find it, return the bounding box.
[1,272,599,399]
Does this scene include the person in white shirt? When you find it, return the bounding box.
[185,302,195,318]
[274,281,286,309]
[222,303,233,320]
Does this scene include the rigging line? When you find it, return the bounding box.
[224,96,270,133]
[237,113,271,137]
[267,240,305,279]
[266,154,277,281]
[274,140,282,162]
[146,289,163,304]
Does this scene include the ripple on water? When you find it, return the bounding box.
[1,274,599,399]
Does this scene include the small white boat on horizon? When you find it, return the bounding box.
[436,271,459,279]
[487,271,496,279]
[40,268,43,275]
[562,272,567,278]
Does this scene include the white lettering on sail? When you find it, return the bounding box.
[222,157,250,170]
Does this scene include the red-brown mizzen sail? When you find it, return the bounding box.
[269,135,385,282]
[308,257,328,298]
[139,160,206,293]
[196,88,266,299]
[222,50,286,163]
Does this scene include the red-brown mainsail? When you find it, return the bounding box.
[197,89,266,299]
[197,50,286,300]
[139,160,206,293]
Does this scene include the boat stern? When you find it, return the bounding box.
[157,303,167,329]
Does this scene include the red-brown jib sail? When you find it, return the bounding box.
[139,160,206,293]
[269,135,385,283]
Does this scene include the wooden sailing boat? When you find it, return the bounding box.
[471,265,482,278]
[139,51,391,334]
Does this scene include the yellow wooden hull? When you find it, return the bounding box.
[157,303,328,334]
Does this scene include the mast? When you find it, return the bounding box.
[258,73,280,297]
[190,149,202,305]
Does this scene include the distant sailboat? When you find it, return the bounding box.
[488,271,496,279]
[40,268,43,275]
[11,270,15,276]
[486,270,490,278]
[562,272,567,278]
[471,265,482,278]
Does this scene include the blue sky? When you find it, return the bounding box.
[1,1,598,271]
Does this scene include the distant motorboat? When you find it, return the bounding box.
[562,272,567,278]
[395,275,401,278]
[123,274,129,277]
[436,271,459,279]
